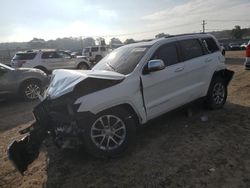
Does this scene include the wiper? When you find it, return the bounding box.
[106,62,115,71]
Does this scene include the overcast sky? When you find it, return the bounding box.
[0,0,249,42]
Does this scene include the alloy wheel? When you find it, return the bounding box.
[91,115,126,151]
[212,82,225,105]
[24,84,40,100]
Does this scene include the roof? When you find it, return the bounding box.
[16,49,57,54]
[123,33,211,48]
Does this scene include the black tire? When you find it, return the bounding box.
[20,80,42,101]
[81,108,136,158]
[78,62,89,70]
[95,55,102,63]
[205,76,227,109]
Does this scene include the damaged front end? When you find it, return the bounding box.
[8,97,86,174]
[7,69,125,174]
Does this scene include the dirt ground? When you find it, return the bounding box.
[0,51,250,188]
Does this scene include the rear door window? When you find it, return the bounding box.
[179,39,203,61]
[151,42,179,66]
[41,52,60,59]
[13,53,37,60]
[202,38,219,53]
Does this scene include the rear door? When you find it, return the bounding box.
[141,42,191,120]
[178,39,211,99]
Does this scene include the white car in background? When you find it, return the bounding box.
[82,46,109,63]
[11,49,92,74]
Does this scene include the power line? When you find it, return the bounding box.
[81,21,200,38]
[208,19,250,22]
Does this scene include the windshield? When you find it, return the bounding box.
[0,63,14,70]
[93,45,150,75]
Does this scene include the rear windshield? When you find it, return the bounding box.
[13,53,37,60]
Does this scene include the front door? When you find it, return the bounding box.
[141,42,190,120]
[41,51,64,70]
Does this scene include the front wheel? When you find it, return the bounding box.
[78,63,89,70]
[205,77,227,109]
[81,108,136,158]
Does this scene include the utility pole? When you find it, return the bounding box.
[202,20,207,33]
[80,36,83,50]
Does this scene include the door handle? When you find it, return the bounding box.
[205,58,212,63]
[175,67,184,72]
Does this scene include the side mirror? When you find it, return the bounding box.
[145,59,165,74]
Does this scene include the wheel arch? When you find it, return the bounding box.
[210,69,234,86]
[95,103,142,125]
[34,66,49,74]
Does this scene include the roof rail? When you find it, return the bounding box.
[165,32,207,38]
[26,50,34,52]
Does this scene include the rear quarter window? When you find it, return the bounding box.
[202,37,219,53]
[13,53,37,60]
[179,39,203,61]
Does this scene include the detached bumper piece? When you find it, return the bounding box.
[8,102,50,174]
[7,98,77,174]
[8,122,48,174]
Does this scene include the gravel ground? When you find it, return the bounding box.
[0,51,249,188]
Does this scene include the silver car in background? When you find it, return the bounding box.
[0,63,48,100]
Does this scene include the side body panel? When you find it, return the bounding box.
[75,75,147,123]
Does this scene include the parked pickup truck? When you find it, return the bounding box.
[8,33,234,173]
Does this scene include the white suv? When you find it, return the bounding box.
[11,49,92,74]
[82,46,109,63]
[8,33,234,173]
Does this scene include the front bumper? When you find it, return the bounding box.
[7,97,88,174]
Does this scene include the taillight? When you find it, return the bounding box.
[17,60,26,67]
[246,45,250,57]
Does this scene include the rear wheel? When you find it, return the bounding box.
[20,80,42,101]
[205,77,227,109]
[81,108,136,158]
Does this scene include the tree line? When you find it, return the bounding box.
[0,25,249,51]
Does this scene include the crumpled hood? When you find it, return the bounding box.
[46,69,125,99]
